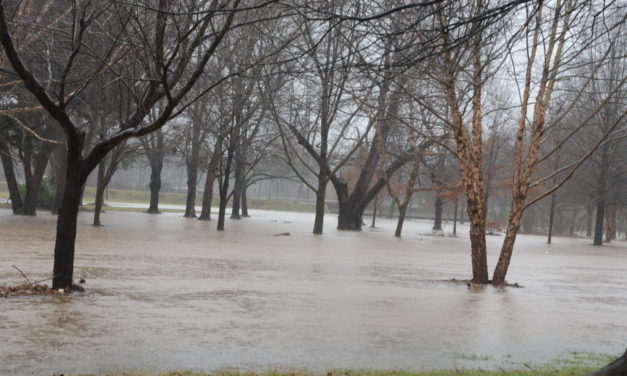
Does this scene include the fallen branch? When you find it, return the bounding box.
[12,264,31,284]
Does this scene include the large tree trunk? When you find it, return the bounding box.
[313,176,327,234]
[588,348,627,376]
[147,155,163,214]
[433,194,444,231]
[93,159,106,226]
[0,145,24,214]
[465,194,489,284]
[52,157,86,289]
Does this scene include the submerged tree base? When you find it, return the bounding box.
[1,282,84,297]
[441,278,524,288]
[588,348,627,376]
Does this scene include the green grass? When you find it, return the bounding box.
[0,183,317,213]
[68,352,615,376]
[69,367,601,376]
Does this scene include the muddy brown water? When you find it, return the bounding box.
[1,208,626,375]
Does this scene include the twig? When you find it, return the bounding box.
[12,265,31,285]
[30,276,56,285]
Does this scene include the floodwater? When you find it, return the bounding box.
[1,207,626,375]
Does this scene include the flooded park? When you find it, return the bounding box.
[1,208,626,375]
[1,2,627,374]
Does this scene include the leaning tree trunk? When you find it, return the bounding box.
[0,148,24,214]
[588,348,627,376]
[395,200,411,237]
[492,194,528,284]
[147,155,163,214]
[93,159,106,226]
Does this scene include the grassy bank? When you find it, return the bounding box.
[0,184,317,213]
[70,367,600,376]
[69,353,615,376]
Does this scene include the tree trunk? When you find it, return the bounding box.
[395,200,410,237]
[433,194,443,231]
[387,199,395,218]
[334,179,363,231]
[547,192,556,244]
[588,348,627,376]
[230,161,242,219]
[184,159,198,218]
[241,180,249,217]
[370,196,378,228]
[594,144,610,246]
[313,176,327,234]
[452,196,458,236]
[198,144,222,221]
[147,155,163,214]
[198,170,215,221]
[586,205,593,237]
[184,123,201,218]
[594,200,606,246]
[217,182,228,230]
[492,198,526,284]
[0,147,24,214]
[51,144,67,214]
[466,197,489,284]
[217,145,234,231]
[605,204,616,242]
[93,159,106,226]
[52,159,85,289]
[21,149,51,216]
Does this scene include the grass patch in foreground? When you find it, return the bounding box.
[69,367,599,376]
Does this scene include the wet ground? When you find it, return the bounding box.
[1,207,626,375]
